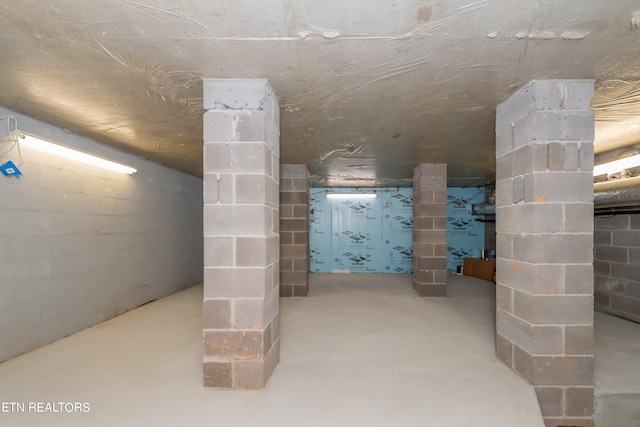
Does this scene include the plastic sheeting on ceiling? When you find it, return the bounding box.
[1,0,640,187]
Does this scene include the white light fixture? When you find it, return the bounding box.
[19,134,137,174]
[593,154,640,177]
[326,192,377,199]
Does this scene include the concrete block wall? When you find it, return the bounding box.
[495,80,595,427]
[202,79,280,389]
[594,213,640,323]
[412,164,447,296]
[0,106,203,363]
[280,164,310,297]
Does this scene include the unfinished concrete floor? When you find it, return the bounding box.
[594,311,640,427]
[0,273,591,427]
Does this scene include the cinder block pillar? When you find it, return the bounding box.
[495,80,595,427]
[412,164,448,296]
[280,165,310,297]
[202,79,280,389]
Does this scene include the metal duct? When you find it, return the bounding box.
[470,177,640,214]
[594,175,640,210]
[471,202,496,215]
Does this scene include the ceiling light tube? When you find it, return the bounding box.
[326,192,377,199]
[594,154,640,177]
[19,134,137,174]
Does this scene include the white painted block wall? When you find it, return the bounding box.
[0,106,203,362]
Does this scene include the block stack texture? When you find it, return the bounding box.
[495,80,595,427]
[412,164,448,297]
[202,79,280,389]
[279,164,310,297]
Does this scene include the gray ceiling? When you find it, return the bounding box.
[1,1,640,187]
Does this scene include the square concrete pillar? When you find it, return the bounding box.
[495,80,595,427]
[412,164,448,296]
[202,79,280,389]
[280,165,310,297]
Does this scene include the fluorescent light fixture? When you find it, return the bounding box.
[19,134,137,174]
[594,154,640,177]
[326,192,377,199]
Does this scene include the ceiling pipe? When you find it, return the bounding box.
[470,176,640,214]
[471,201,496,215]
[594,175,640,210]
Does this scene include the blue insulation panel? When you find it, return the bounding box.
[309,188,413,273]
[382,189,413,273]
[446,187,485,273]
[310,187,483,274]
[309,189,332,272]
[331,196,383,272]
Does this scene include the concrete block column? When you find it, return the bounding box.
[280,165,310,297]
[202,79,280,389]
[495,80,595,427]
[412,164,448,296]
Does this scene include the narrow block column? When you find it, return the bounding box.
[280,165,310,297]
[495,80,595,427]
[202,79,280,389]
[412,164,448,296]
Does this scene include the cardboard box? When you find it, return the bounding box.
[463,258,496,282]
